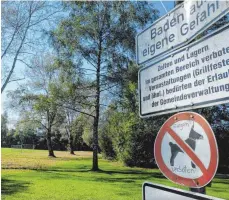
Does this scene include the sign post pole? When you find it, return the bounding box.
[190,187,206,194]
[189,109,206,194]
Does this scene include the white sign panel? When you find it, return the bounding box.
[139,25,229,117]
[143,182,224,200]
[162,121,209,179]
[136,0,229,65]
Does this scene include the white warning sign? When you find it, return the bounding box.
[136,0,229,64]
[154,112,218,188]
[139,25,229,118]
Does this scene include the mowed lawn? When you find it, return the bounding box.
[1,148,229,200]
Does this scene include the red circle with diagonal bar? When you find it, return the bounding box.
[154,112,218,188]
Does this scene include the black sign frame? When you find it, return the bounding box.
[143,182,222,200]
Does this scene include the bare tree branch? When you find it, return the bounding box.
[57,103,95,118]
[17,59,33,68]
[1,4,32,93]
[8,77,25,83]
[1,2,62,93]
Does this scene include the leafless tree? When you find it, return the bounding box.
[1,1,62,93]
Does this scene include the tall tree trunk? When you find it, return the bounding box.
[65,125,75,155]
[69,134,75,155]
[47,129,55,157]
[92,115,99,171]
[47,111,55,157]
[92,76,100,170]
[92,39,101,171]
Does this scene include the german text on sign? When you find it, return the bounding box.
[139,25,229,118]
[154,112,218,188]
[136,0,229,65]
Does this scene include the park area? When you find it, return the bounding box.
[1,148,229,200]
[1,2,229,199]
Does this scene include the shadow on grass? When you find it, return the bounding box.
[96,169,165,178]
[34,169,151,184]
[1,178,30,195]
[212,179,229,185]
[36,168,165,178]
[34,168,165,184]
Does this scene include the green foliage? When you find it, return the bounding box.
[99,111,134,161]
[82,125,93,148]
[70,115,86,150]
[98,63,169,167]
[2,119,39,148]
[52,1,159,111]
[100,108,167,167]
[5,129,17,146]
[15,126,37,146]
[1,113,8,146]
[99,130,116,160]
[105,62,229,171]
[51,1,159,169]
[195,105,229,173]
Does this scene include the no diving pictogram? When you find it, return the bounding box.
[154,112,218,188]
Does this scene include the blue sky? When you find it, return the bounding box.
[1,1,175,128]
[156,1,174,15]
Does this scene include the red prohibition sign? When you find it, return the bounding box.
[154,112,218,188]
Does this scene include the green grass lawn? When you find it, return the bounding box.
[1,148,229,200]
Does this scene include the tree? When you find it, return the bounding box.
[15,117,40,148]
[99,63,168,167]
[5,129,17,147]
[1,1,61,93]
[48,58,94,155]
[8,54,65,157]
[53,1,158,171]
[1,112,8,147]
[71,114,86,151]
